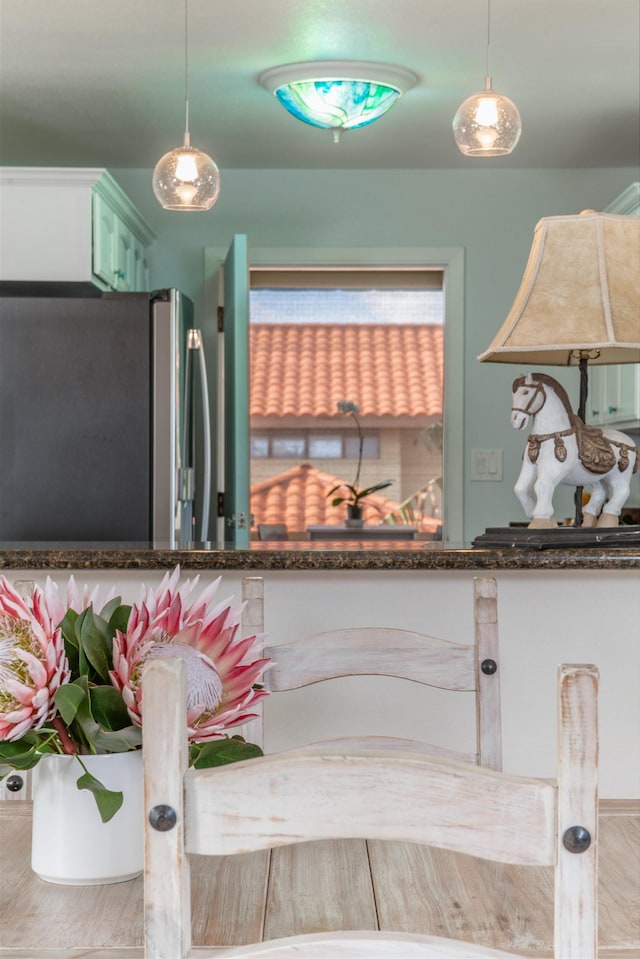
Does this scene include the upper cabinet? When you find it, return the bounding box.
[587,183,640,430]
[0,167,155,291]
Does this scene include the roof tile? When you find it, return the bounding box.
[251,324,443,419]
[251,463,440,534]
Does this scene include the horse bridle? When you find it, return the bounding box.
[511,379,546,416]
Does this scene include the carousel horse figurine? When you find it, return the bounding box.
[511,372,639,529]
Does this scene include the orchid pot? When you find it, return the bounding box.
[346,504,364,528]
[326,401,393,528]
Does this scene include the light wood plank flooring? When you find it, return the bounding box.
[0,801,638,957]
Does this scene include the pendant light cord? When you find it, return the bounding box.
[184,0,190,143]
[484,0,493,90]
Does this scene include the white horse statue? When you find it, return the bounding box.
[511,372,639,529]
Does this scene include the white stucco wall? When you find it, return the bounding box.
[14,566,640,798]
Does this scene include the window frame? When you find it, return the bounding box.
[205,245,465,544]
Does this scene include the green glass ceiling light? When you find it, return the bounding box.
[259,61,418,143]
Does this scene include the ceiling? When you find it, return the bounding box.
[1,0,639,171]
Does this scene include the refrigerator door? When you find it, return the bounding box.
[152,289,209,546]
[0,293,152,540]
[151,291,183,544]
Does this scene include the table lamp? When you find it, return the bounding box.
[476,209,640,545]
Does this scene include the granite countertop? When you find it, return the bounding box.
[0,538,638,571]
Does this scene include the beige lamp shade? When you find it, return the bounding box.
[478,211,640,366]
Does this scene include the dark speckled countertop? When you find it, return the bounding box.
[0,538,638,570]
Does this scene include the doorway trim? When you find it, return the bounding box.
[205,245,464,543]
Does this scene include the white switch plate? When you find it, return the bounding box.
[471,449,503,481]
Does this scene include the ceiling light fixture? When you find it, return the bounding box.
[452,0,521,157]
[153,0,220,211]
[259,60,418,143]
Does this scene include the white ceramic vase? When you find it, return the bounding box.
[31,751,143,885]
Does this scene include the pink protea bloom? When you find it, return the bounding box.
[111,567,270,742]
[0,577,71,742]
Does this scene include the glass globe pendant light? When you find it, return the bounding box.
[452,0,521,157]
[153,0,220,211]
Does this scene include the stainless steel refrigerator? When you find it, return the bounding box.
[0,287,211,544]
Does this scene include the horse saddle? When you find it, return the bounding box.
[575,423,618,473]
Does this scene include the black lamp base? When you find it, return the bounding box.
[472,525,640,549]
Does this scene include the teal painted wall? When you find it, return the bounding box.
[112,166,638,541]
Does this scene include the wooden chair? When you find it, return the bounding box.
[143,657,599,958]
[241,575,502,770]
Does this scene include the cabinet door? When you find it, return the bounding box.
[589,364,640,426]
[133,240,150,291]
[113,219,134,291]
[605,364,640,425]
[92,192,117,289]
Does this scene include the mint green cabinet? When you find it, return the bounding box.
[587,183,640,429]
[0,167,154,291]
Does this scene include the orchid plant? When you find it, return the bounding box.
[0,567,270,822]
[326,400,392,513]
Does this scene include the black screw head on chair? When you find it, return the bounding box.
[6,774,24,793]
[563,825,591,853]
[149,804,177,832]
[481,658,498,675]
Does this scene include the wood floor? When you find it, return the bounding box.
[0,800,638,957]
[188,800,640,957]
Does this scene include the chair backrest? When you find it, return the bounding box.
[241,575,502,770]
[143,658,598,959]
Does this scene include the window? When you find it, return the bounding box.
[249,268,444,536]
[251,430,381,460]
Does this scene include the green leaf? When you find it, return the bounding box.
[0,740,41,775]
[190,737,264,769]
[78,607,112,682]
[98,596,122,623]
[60,676,142,753]
[107,603,131,636]
[54,681,86,725]
[90,685,132,731]
[59,608,80,674]
[75,766,124,823]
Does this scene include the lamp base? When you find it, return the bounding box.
[472,525,640,550]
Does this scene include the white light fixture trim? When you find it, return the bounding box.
[153,0,220,211]
[259,60,418,143]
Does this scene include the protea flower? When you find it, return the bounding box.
[0,577,71,741]
[110,567,270,742]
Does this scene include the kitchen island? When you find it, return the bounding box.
[0,537,638,570]
[1,540,638,799]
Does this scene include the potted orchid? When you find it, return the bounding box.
[326,400,392,526]
[0,567,269,827]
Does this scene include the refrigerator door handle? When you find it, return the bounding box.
[186,328,212,543]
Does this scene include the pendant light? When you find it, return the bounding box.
[452,0,521,157]
[153,0,220,211]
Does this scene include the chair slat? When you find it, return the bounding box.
[264,629,476,691]
[185,749,556,867]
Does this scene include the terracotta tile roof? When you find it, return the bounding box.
[250,463,440,533]
[250,324,443,418]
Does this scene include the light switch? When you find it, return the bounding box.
[471,449,503,481]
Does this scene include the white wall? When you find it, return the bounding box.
[112,166,639,542]
[19,566,640,798]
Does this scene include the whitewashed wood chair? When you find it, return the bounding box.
[143,657,598,958]
[241,575,502,770]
